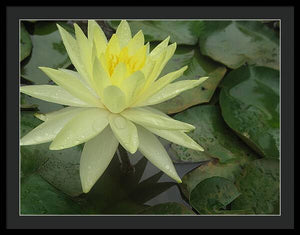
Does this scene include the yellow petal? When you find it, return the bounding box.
[39,67,103,108]
[150,36,170,58]
[80,126,119,193]
[21,107,87,146]
[137,125,182,183]
[109,113,138,154]
[134,66,188,106]
[138,49,167,94]
[34,106,81,122]
[50,108,109,150]
[110,62,127,85]
[106,34,121,57]
[92,57,111,98]
[20,85,91,107]
[57,24,89,81]
[116,20,132,48]
[102,85,127,113]
[88,20,106,44]
[129,44,147,72]
[121,71,145,105]
[140,57,156,80]
[121,107,195,131]
[88,21,108,56]
[59,68,98,97]
[74,23,93,80]
[138,77,209,106]
[153,43,177,81]
[127,30,145,56]
[145,127,204,151]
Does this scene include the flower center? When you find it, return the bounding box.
[106,45,147,78]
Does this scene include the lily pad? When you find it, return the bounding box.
[139,202,195,214]
[109,20,201,45]
[38,146,83,197]
[179,155,254,200]
[190,176,241,214]
[153,45,226,114]
[198,21,279,70]
[21,21,74,84]
[219,65,280,158]
[231,158,280,214]
[21,174,82,214]
[20,22,32,61]
[171,105,259,163]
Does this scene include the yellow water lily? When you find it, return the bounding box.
[20,20,208,193]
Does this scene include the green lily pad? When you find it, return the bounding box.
[198,21,279,70]
[171,105,259,163]
[20,23,32,61]
[153,46,227,114]
[190,176,241,214]
[21,174,82,214]
[21,21,74,84]
[219,65,279,158]
[179,155,254,200]
[109,20,201,45]
[38,145,83,197]
[139,202,195,214]
[231,158,280,214]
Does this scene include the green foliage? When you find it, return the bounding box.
[21,174,82,214]
[171,105,259,163]
[190,176,241,214]
[219,65,280,158]
[231,159,280,214]
[198,21,279,70]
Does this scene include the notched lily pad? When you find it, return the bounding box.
[198,21,279,70]
[180,156,254,200]
[219,65,279,158]
[171,105,258,163]
[189,176,241,214]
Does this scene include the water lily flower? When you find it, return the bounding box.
[20,20,208,193]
